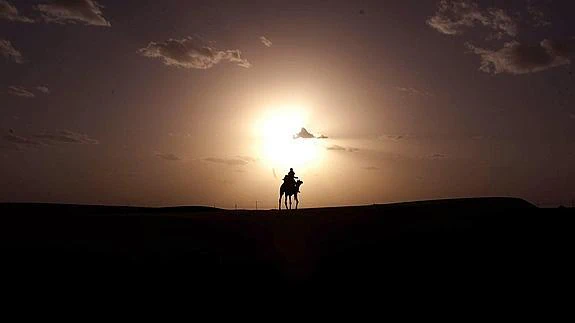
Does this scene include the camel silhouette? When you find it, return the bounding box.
[279,179,303,210]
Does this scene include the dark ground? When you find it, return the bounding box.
[1,197,573,292]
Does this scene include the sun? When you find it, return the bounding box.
[255,105,324,171]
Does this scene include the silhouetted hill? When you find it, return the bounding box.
[0,197,573,290]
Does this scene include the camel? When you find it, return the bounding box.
[279,180,303,210]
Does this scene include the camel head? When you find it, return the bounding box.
[296,180,303,188]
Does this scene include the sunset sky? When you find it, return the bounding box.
[2,0,575,208]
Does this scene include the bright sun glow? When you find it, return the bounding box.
[255,105,324,171]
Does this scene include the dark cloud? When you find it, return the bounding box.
[35,0,111,26]
[138,36,251,69]
[7,86,35,98]
[467,39,575,74]
[155,152,181,161]
[33,130,99,144]
[0,39,23,64]
[347,147,360,153]
[431,153,447,159]
[36,86,50,94]
[317,135,328,139]
[260,36,273,47]
[395,86,431,97]
[204,157,249,166]
[0,0,34,23]
[427,0,518,38]
[293,128,316,139]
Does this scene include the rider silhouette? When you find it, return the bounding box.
[283,168,300,192]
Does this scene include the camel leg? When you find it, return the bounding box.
[295,194,299,209]
[289,195,292,210]
[278,193,282,210]
[284,195,288,210]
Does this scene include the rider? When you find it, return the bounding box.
[283,168,299,192]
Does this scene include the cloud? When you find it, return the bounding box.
[155,152,181,161]
[3,129,98,150]
[466,39,575,74]
[33,130,99,144]
[327,145,346,151]
[327,145,359,152]
[430,153,447,159]
[0,39,24,64]
[427,0,518,38]
[204,157,250,166]
[7,86,35,98]
[36,86,50,94]
[138,36,251,69]
[260,36,272,47]
[35,0,111,26]
[0,0,34,23]
[3,130,42,147]
[395,86,432,97]
[381,135,405,141]
[236,155,257,163]
[317,135,328,139]
[293,127,318,139]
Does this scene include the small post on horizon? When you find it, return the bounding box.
[255,200,258,211]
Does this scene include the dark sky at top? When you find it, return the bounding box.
[1,0,575,207]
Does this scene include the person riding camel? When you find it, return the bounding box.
[283,168,300,192]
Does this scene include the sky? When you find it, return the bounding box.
[1,0,575,208]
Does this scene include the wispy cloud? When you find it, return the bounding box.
[33,130,99,145]
[204,157,252,166]
[155,152,181,161]
[3,129,99,151]
[327,145,346,151]
[260,36,273,47]
[381,135,406,141]
[7,86,35,98]
[395,86,432,97]
[0,39,24,64]
[430,153,447,159]
[466,39,575,74]
[0,0,34,23]
[327,145,359,152]
[36,86,50,94]
[138,36,251,69]
[427,0,518,39]
[35,0,111,26]
[3,129,42,147]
